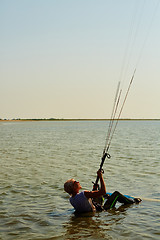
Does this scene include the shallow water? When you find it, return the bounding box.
[0,120,160,239]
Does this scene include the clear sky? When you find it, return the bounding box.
[1,0,160,119]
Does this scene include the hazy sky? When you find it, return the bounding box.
[1,0,160,119]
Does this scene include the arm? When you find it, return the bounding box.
[84,170,106,199]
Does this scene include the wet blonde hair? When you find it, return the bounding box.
[64,179,74,195]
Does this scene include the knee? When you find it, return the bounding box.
[113,191,120,195]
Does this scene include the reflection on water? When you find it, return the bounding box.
[63,204,135,240]
[64,214,107,240]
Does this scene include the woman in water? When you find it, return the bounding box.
[64,170,141,213]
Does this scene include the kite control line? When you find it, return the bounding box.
[93,70,136,187]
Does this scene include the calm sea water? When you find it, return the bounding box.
[0,120,160,240]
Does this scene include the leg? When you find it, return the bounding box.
[103,191,135,210]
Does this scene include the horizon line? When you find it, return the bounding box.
[1,118,160,121]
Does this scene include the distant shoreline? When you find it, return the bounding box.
[0,118,160,122]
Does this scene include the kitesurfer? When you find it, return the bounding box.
[64,170,141,213]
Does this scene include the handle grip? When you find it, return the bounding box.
[93,152,111,186]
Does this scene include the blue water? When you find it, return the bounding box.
[0,120,160,239]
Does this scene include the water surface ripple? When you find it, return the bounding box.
[0,120,160,239]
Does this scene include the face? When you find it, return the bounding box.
[73,180,82,192]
